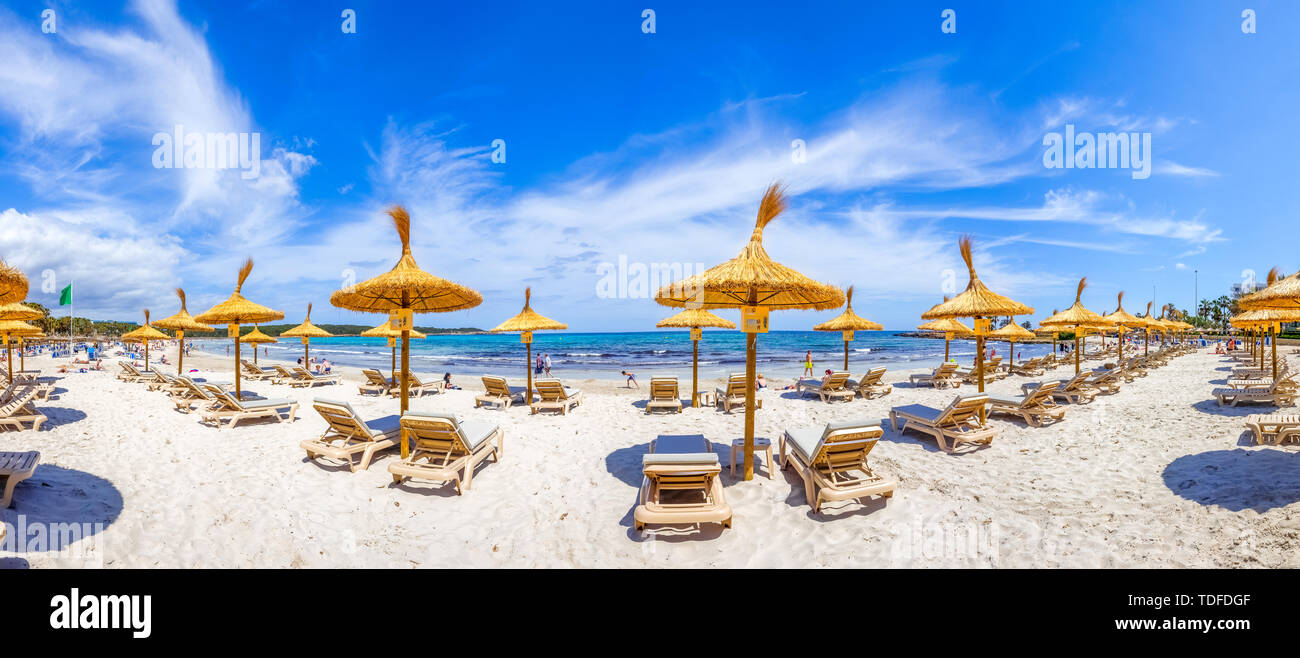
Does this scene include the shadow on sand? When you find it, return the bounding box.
[0,464,124,562]
[1162,448,1300,512]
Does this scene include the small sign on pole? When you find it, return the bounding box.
[227,324,239,338]
[690,328,702,341]
[740,306,769,334]
[842,330,854,342]
[389,309,414,331]
[521,331,533,344]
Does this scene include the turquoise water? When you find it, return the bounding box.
[194,330,1059,380]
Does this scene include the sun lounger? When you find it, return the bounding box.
[0,387,45,432]
[116,362,153,382]
[1243,414,1300,445]
[387,412,503,493]
[475,375,525,409]
[358,368,394,396]
[780,420,895,512]
[386,371,441,397]
[1008,357,1045,377]
[797,371,854,402]
[1086,368,1123,394]
[302,399,402,472]
[168,376,219,413]
[888,395,997,453]
[714,374,761,413]
[289,366,341,388]
[986,382,1066,426]
[271,364,306,385]
[645,377,683,414]
[848,367,892,399]
[530,378,583,415]
[634,434,731,531]
[199,391,298,429]
[0,450,40,508]
[1214,379,1298,407]
[240,360,276,381]
[909,362,961,388]
[1021,371,1098,404]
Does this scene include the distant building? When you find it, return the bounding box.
[1232,281,1266,297]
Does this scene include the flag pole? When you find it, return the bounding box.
[68,280,73,357]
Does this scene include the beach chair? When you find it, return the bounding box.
[1021,371,1099,404]
[986,382,1066,427]
[289,366,341,388]
[849,367,892,399]
[714,374,761,413]
[1086,368,1124,394]
[169,376,219,413]
[908,362,961,388]
[780,420,895,513]
[0,450,40,508]
[272,364,306,385]
[302,399,402,472]
[530,379,583,415]
[1008,357,1044,377]
[888,395,997,453]
[1213,378,1299,407]
[387,371,441,397]
[199,391,298,429]
[387,412,503,493]
[358,368,394,396]
[797,371,854,403]
[1243,414,1300,445]
[633,434,731,531]
[116,362,152,382]
[0,387,45,432]
[645,377,683,414]
[239,360,276,381]
[475,375,525,409]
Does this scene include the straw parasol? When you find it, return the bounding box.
[361,321,427,383]
[989,321,1035,366]
[1240,268,1300,310]
[153,288,214,376]
[921,236,1033,397]
[0,260,27,306]
[655,183,844,480]
[656,307,735,407]
[239,326,278,364]
[1102,291,1144,364]
[121,309,171,372]
[330,205,481,451]
[813,285,883,370]
[918,295,973,361]
[16,328,46,372]
[490,287,567,404]
[194,259,285,399]
[1038,278,1109,374]
[280,303,335,367]
[0,319,41,381]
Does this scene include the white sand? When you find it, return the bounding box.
[2,346,1297,568]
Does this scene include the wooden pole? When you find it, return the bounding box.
[233,333,241,399]
[1074,332,1081,374]
[177,333,184,376]
[6,341,11,382]
[19,339,24,371]
[843,340,849,371]
[526,341,533,405]
[743,330,757,480]
[144,339,150,372]
[692,336,699,408]
[944,333,951,361]
[1272,324,1278,380]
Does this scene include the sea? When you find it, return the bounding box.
[188,330,1059,381]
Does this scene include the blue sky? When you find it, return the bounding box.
[0,0,1295,330]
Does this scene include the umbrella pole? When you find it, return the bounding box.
[6,342,11,382]
[526,342,533,405]
[944,336,950,361]
[692,337,699,408]
[400,330,410,457]
[1118,327,1124,363]
[253,344,258,365]
[1074,334,1080,374]
[391,346,396,383]
[743,331,757,481]
[145,340,150,372]
[843,340,849,371]
[178,336,184,376]
[234,336,241,399]
[1272,325,1278,380]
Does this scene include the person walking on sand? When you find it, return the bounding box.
[802,350,814,378]
[543,353,553,377]
[621,370,638,388]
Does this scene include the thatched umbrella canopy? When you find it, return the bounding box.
[1101,291,1144,363]
[280,303,335,366]
[1039,278,1109,373]
[0,301,42,322]
[362,321,427,383]
[654,183,844,480]
[989,321,1035,365]
[491,287,567,404]
[330,206,481,439]
[194,259,285,399]
[0,261,27,306]
[121,309,171,372]
[1232,308,1294,378]
[0,319,41,381]
[656,307,735,407]
[813,286,883,370]
[154,288,214,375]
[1240,267,1300,310]
[918,295,972,361]
[239,326,278,365]
[15,327,46,372]
[921,236,1033,395]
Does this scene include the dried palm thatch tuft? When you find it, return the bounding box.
[361,321,427,339]
[1039,277,1110,330]
[239,326,278,344]
[155,288,215,333]
[281,302,335,339]
[330,205,483,314]
[122,309,170,342]
[1103,290,1143,329]
[492,287,567,333]
[0,260,27,305]
[656,308,735,330]
[654,183,845,310]
[0,301,43,321]
[813,286,884,331]
[920,236,1033,319]
[195,259,285,325]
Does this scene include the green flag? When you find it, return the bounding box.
[59,284,72,306]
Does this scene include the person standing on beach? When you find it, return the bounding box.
[802,350,814,378]
[543,353,552,377]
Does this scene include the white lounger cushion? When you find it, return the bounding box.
[784,419,877,463]
[402,411,498,450]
